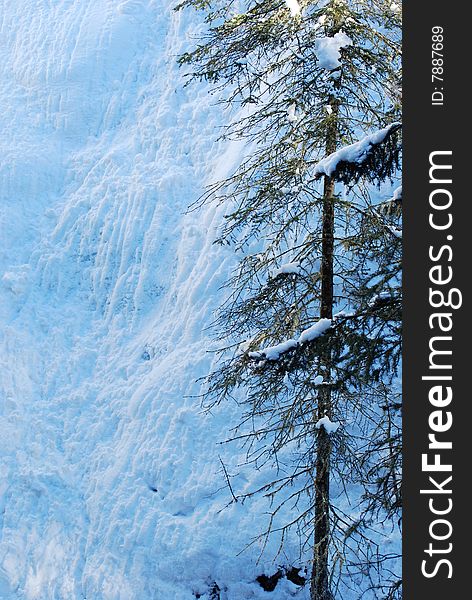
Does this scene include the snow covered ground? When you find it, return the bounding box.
[0,1,308,598]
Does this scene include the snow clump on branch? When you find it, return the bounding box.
[249,318,332,361]
[314,32,352,70]
[313,123,401,178]
[284,0,301,17]
[315,416,340,434]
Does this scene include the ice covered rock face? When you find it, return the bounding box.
[0,2,309,599]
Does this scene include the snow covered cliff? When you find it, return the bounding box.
[0,1,307,598]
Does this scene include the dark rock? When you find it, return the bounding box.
[209,582,220,599]
[285,567,306,586]
[256,570,283,592]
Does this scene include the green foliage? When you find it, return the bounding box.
[177,1,402,597]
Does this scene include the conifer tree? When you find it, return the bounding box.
[177,1,402,597]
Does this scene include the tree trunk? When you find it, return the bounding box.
[311,98,338,600]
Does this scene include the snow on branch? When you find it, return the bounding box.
[315,415,340,434]
[248,318,332,361]
[377,185,402,216]
[315,32,352,70]
[269,262,301,279]
[246,304,397,363]
[298,318,332,343]
[313,123,402,185]
[387,226,402,239]
[372,208,402,239]
[284,0,301,17]
[393,185,402,202]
